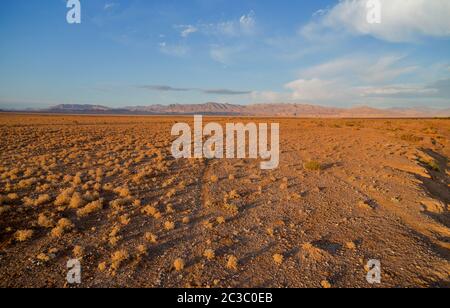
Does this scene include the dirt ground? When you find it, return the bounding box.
[0,114,449,288]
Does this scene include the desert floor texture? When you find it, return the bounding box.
[0,114,449,288]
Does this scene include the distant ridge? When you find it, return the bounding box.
[5,103,449,118]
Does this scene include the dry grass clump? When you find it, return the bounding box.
[226,255,238,270]
[321,280,332,289]
[173,258,185,271]
[164,221,175,231]
[37,253,50,262]
[114,187,130,198]
[304,161,322,171]
[400,134,423,143]
[203,249,215,261]
[137,244,148,256]
[54,188,74,206]
[111,250,129,271]
[15,230,34,242]
[73,245,84,258]
[273,254,284,265]
[38,213,54,228]
[142,205,161,218]
[119,214,131,225]
[145,232,158,244]
[345,241,356,250]
[69,192,85,209]
[50,218,74,238]
[76,199,103,217]
[216,216,226,224]
[210,175,219,183]
[98,262,107,272]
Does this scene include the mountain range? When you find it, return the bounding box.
[4,103,450,118]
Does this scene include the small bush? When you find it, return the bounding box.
[304,161,322,171]
[273,254,284,265]
[203,249,215,261]
[77,199,103,217]
[145,232,158,244]
[400,134,423,143]
[15,230,33,242]
[226,255,238,270]
[173,258,185,271]
[111,250,129,271]
[38,213,54,228]
[164,221,175,231]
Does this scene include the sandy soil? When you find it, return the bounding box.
[0,114,448,288]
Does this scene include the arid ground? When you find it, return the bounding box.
[0,114,449,288]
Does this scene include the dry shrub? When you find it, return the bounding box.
[22,197,34,207]
[119,214,131,225]
[114,187,130,198]
[182,216,190,224]
[137,244,147,256]
[321,280,332,289]
[173,258,185,271]
[76,199,103,217]
[226,255,238,270]
[304,161,322,171]
[50,218,74,238]
[15,230,34,242]
[145,232,158,244]
[224,203,239,215]
[216,217,226,224]
[98,262,107,272]
[142,205,160,218]
[69,192,85,209]
[164,221,175,231]
[273,254,284,265]
[7,193,19,202]
[203,249,215,261]
[210,175,218,183]
[346,242,356,250]
[73,245,84,258]
[111,250,129,271]
[38,213,54,228]
[54,188,74,206]
[37,195,53,207]
[37,253,50,262]
[401,134,423,143]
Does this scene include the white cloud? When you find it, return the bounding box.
[300,54,417,84]
[209,45,244,65]
[104,3,118,10]
[239,11,256,35]
[159,42,189,57]
[285,78,352,101]
[175,25,198,38]
[193,11,257,38]
[302,0,450,42]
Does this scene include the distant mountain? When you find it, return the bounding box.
[49,104,114,112]
[24,103,450,118]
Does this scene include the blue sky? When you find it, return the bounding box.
[0,0,449,109]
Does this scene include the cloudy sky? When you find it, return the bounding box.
[0,0,449,109]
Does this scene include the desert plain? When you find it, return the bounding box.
[0,114,449,288]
